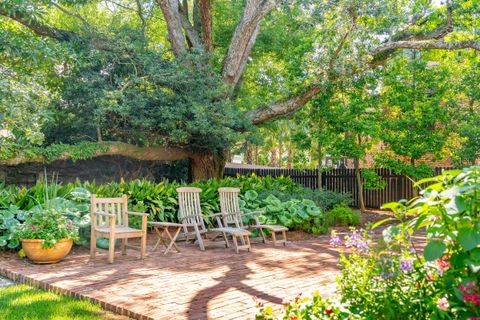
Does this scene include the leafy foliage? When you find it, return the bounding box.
[325,205,360,227]
[15,208,79,248]
[257,166,480,319]
[240,190,326,234]
[0,175,351,248]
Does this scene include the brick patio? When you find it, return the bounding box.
[0,235,340,320]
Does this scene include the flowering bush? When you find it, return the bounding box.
[16,209,79,248]
[255,291,356,320]
[256,166,480,319]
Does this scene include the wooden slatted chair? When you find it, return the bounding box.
[218,187,288,246]
[90,195,148,263]
[177,187,251,253]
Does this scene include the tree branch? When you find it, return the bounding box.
[371,39,480,67]
[0,8,78,42]
[155,0,187,56]
[247,85,322,125]
[0,142,192,166]
[50,2,91,30]
[221,0,276,87]
[178,2,202,48]
[196,0,212,52]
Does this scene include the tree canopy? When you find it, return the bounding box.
[0,0,479,179]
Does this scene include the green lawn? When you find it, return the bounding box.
[0,284,126,320]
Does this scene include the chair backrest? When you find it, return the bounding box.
[218,187,242,226]
[176,187,206,231]
[91,195,128,227]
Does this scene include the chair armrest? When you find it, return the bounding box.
[127,211,149,217]
[210,213,224,217]
[243,210,263,216]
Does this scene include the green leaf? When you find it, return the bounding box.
[424,240,447,261]
[371,218,395,229]
[457,228,480,251]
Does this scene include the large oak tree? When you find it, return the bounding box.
[0,0,479,179]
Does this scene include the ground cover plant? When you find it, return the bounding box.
[0,284,125,320]
[0,175,352,248]
[256,166,480,319]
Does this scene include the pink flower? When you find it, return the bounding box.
[458,284,469,293]
[437,297,449,311]
[436,258,450,270]
[462,295,480,305]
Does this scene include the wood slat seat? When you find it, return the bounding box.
[249,225,288,232]
[95,226,144,235]
[210,227,251,236]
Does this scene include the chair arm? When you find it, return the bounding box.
[243,210,264,216]
[127,211,149,217]
[209,213,224,217]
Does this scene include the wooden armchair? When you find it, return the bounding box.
[90,195,148,263]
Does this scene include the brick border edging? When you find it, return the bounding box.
[0,267,153,320]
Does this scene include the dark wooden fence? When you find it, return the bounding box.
[224,167,454,208]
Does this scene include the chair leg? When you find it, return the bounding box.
[282,230,287,246]
[122,239,127,255]
[140,234,146,260]
[108,236,115,264]
[246,235,251,252]
[232,235,239,254]
[194,225,205,251]
[259,229,267,244]
[222,232,230,248]
[90,231,96,259]
[272,231,277,246]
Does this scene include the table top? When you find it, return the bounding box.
[148,221,184,227]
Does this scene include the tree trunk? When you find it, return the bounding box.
[287,144,293,169]
[189,151,226,181]
[411,157,420,197]
[278,140,283,167]
[354,158,366,212]
[269,147,277,167]
[317,143,323,191]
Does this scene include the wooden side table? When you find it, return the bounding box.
[149,222,183,255]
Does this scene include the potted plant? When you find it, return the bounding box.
[17,208,79,264]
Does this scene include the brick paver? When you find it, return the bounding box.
[0,235,340,320]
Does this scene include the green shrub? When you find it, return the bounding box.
[325,205,360,227]
[241,190,327,234]
[257,188,352,211]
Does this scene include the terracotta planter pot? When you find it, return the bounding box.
[21,239,73,264]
